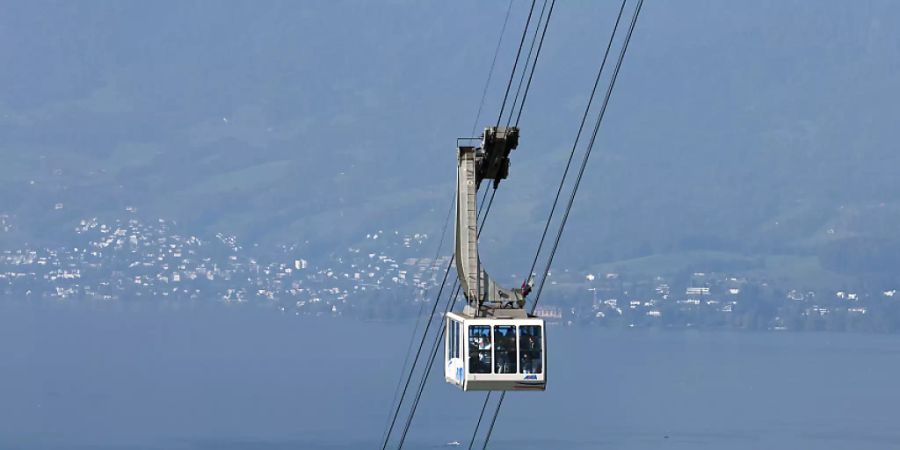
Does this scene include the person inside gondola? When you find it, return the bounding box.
[494,326,516,373]
[469,327,492,374]
[521,335,534,374]
[520,328,541,374]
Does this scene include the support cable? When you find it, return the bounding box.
[380,246,456,450]
[396,283,460,449]
[467,2,628,446]
[383,151,493,450]
[495,0,539,128]
[472,0,515,136]
[514,0,557,127]
[380,195,454,445]
[522,0,628,297]
[480,393,505,450]
[467,1,558,441]
[389,0,550,445]
[505,0,550,128]
[533,0,644,311]
[378,1,521,446]
[396,187,498,449]
[467,391,492,450]
[482,1,645,448]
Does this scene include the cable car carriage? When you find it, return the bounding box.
[444,127,546,392]
[445,312,545,391]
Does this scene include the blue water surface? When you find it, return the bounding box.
[2,301,899,449]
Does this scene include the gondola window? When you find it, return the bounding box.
[494,325,517,374]
[519,325,542,374]
[468,325,492,374]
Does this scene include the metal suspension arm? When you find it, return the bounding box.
[455,127,532,316]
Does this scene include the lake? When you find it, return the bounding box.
[2,301,899,449]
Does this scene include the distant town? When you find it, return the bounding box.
[2,212,899,333]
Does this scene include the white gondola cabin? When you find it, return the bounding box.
[445,127,547,392]
[445,312,546,391]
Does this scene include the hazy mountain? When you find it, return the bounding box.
[2,1,900,288]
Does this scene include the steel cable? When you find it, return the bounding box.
[523,0,628,305]
[396,187,498,449]
[513,0,557,128]
[481,1,645,448]
[495,0,539,128]
[387,0,557,446]
[472,0,515,136]
[378,2,522,446]
[379,195,454,445]
[506,0,550,129]
[469,1,628,446]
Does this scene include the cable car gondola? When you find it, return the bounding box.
[444,127,546,392]
[445,312,545,391]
